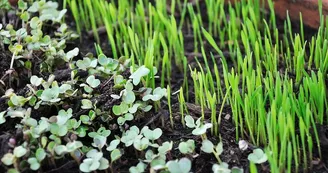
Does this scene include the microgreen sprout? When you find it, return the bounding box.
[178,139,195,155]
[247,149,268,164]
[166,158,192,173]
[79,149,109,172]
[185,115,212,136]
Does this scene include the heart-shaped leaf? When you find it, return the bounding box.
[178,140,195,154]
[201,140,214,153]
[166,158,191,173]
[106,139,120,151]
[129,66,150,85]
[30,75,43,86]
[185,115,195,128]
[57,109,73,126]
[28,157,40,171]
[65,48,79,62]
[212,162,231,173]
[143,128,162,141]
[86,75,101,88]
[192,123,212,136]
[247,149,267,164]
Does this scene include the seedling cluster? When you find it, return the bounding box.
[0,0,327,172]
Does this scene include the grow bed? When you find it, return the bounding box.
[0,0,328,173]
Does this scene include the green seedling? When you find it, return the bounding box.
[1,153,15,166]
[121,126,140,147]
[76,57,98,71]
[88,127,111,149]
[64,48,79,62]
[247,149,268,164]
[158,141,173,155]
[212,162,230,173]
[112,103,129,116]
[86,75,100,88]
[13,146,27,158]
[178,87,188,127]
[28,157,41,171]
[185,115,212,136]
[167,85,173,128]
[141,126,163,141]
[130,65,150,85]
[201,139,223,163]
[212,162,243,173]
[30,75,43,87]
[106,139,120,152]
[133,136,150,151]
[1,145,27,167]
[166,158,191,173]
[178,139,195,155]
[40,87,60,103]
[56,109,73,126]
[54,141,83,156]
[110,149,122,163]
[117,113,134,126]
[79,149,109,173]
[142,87,167,102]
[81,99,93,109]
[129,161,147,173]
[0,111,6,124]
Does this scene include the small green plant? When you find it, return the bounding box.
[212,162,244,173]
[201,139,223,163]
[166,158,192,173]
[129,161,147,173]
[178,139,195,155]
[247,149,268,164]
[27,147,47,170]
[54,141,83,156]
[79,149,110,173]
[88,127,111,149]
[142,126,163,142]
[212,162,230,173]
[185,115,212,136]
